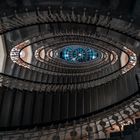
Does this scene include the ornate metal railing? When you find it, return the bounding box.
[0,91,139,140]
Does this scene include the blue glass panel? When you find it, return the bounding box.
[59,45,99,63]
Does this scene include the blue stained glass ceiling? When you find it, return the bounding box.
[59,45,99,63]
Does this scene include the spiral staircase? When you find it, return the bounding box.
[0,0,140,140]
